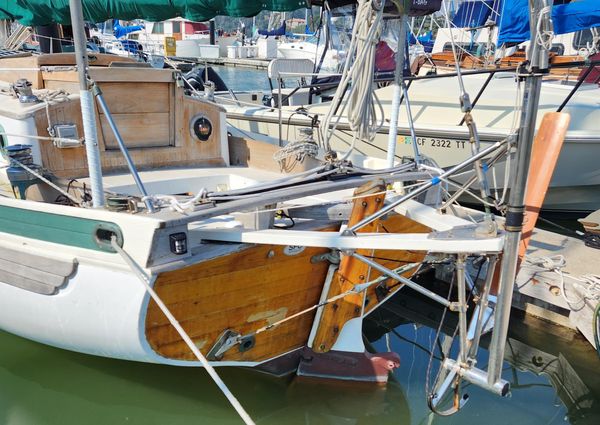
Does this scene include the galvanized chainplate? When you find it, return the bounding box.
[206,329,241,361]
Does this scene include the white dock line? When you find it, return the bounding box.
[111,237,256,425]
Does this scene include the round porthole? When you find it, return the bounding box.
[190,114,212,142]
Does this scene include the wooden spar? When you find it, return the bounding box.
[519,112,571,261]
[311,180,387,353]
[490,112,571,293]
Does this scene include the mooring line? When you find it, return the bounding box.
[111,237,255,425]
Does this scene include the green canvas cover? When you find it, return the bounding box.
[0,0,308,26]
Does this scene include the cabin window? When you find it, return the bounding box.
[573,29,595,51]
[550,43,565,55]
[442,42,495,56]
[172,22,181,34]
[152,22,165,34]
[185,22,208,34]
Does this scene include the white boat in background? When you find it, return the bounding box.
[226,69,600,213]
[90,18,238,59]
[277,37,346,72]
[224,0,600,213]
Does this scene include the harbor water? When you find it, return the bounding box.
[1,298,599,425]
[1,65,598,425]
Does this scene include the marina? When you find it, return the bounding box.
[0,0,599,424]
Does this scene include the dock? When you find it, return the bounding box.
[171,56,270,70]
[515,226,600,349]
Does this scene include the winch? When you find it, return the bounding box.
[2,144,43,198]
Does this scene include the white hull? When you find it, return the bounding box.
[224,73,600,212]
[277,41,343,72]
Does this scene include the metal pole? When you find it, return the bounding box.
[209,19,216,45]
[557,63,595,112]
[487,0,549,385]
[351,252,452,308]
[386,15,408,167]
[468,255,498,358]
[278,76,283,147]
[348,140,505,233]
[69,0,105,208]
[402,81,421,164]
[456,254,468,363]
[94,86,156,213]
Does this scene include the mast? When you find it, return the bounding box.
[68,0,105,207]
[487,0,551,385]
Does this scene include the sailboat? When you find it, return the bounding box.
[0,0,493,377]
[0,0,571,421]
[224,0,600,212]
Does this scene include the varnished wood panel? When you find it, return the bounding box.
[312,181,386,353]
[312,210,431,353]
[34,89,226,178]
[100,112,171,149]
[145,242,334,362]
[0,53,137,89]
[96,82,171,114]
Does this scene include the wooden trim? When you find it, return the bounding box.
[145,240,334,362]
[34,89,226,177]
[311,181,387,353]
[145,210,430,363]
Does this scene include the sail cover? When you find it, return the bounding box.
[0,0,308,26]
[498,0,600,45]
[452,1,502,29]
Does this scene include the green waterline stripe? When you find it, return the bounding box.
[0,204,123,253]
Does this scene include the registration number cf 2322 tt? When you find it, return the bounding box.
[401,136,467,149]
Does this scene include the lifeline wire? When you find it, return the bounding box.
[111,238,256,425]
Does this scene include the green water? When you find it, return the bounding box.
[1,300,598,425]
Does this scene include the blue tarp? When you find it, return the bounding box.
[258,22,286,37]
[113,22,144,39]
[498,0,600,45]
[452,0,496,28]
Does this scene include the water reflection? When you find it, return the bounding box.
[365,289,600,425]
[0,287,598,425]
[0,329,409,425]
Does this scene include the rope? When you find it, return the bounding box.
[110,237,256,425]
[0,132,83,148]
[142,188,208,214]
[38,89,71,138]
[246,262,420,338]
[320,0,385,153]
[523,255,600,307]
[273,127,320,172]
[535,5,554,51]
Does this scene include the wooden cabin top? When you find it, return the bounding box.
[0,52,230,178]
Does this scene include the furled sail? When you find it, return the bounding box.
[0,0,308,25]
[498,0,600,45]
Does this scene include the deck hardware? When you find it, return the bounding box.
[169,232,188,255]
[190,114,212,142]
[310,251,340,265]
[52,124,82,148]
[94,223,123,252]
[238,335,256,353]
[14,78,38,103]
[206,329,242,361]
